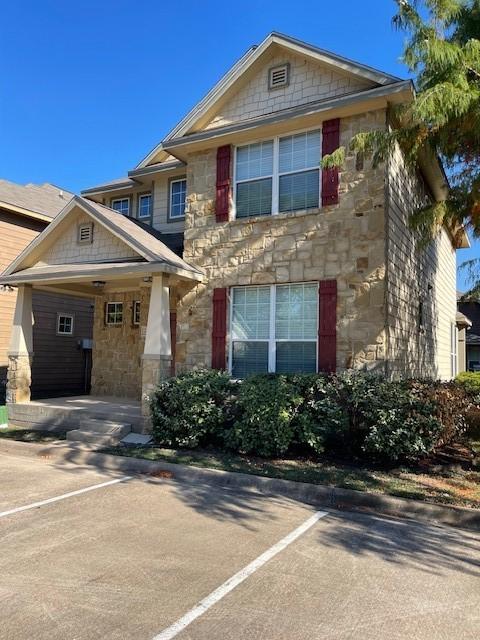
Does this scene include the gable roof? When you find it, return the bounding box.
[137,31,403,168]
[3,195,202,279]
[0,179,73,222]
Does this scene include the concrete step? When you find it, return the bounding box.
[79,418,131,437]
[66,430,124,446]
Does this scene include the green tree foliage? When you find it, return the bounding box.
[324,1,480,247]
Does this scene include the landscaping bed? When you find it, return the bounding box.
[0,426,66,443]
[101,441,480,509]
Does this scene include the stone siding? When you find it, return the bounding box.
[90,288,149,398]
[206,52,373,130]
[386,142,456,380]
[37,211,137,266]
[177,110,388,374]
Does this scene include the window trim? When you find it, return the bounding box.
[137,192,152,220]
[232,124,323,220]
[110,196,131,216]
[228,282,319,376]
[105,301,124,326]
[132,300,141,326]
[450,323,458,378]
[56,313,74,336]
[167,176,187,221]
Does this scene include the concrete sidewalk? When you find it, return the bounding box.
[1,438,479,531]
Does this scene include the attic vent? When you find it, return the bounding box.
[78,222,93,244]
[268,63,290,90]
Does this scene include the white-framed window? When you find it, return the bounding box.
[133,300,140,325]
[111,198,130,216]
[138,193,152,219]
[451,323,458,378]
[169,178,187,219]
[105,302,123,325]
[234,128,321,219]
[57,314,74,335]
[229,283,318,378]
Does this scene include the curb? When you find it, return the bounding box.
[1,438,479,531]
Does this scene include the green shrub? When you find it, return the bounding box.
[150,369,235,448]
[291,374,349,455]
[149,369,472,464]
[456,371,480,397]
[226,374,302,457]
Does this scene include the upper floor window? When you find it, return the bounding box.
[111,198,130,216]
[234,129,321,219]
[138,193,152,219]
[169,178,187,220]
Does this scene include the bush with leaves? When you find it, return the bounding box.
[150,369,236,448]
[226,374,302,457]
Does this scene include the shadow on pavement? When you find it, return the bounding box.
[316,510,480,577]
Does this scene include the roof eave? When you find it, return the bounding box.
[0,200,53,223]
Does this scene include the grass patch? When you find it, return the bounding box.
[0,426,66,443]
[101,444,480,509]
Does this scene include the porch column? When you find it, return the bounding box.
[141,274,171,431]
[6,284,33,404]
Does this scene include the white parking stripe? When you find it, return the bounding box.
[153,510,328,640]
[0,475,133,519]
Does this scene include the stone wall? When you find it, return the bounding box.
[90,288,149,398]
[177,110,388,373]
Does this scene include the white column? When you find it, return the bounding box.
[9,284,33,356]
[141,274,171,431]
[7,284,33,403]
[144,274,171,358]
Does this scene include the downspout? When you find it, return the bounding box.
[384,109,391,379]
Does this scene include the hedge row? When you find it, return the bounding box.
[150,370,472,463]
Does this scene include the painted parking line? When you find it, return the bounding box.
[0,475,133,519]
[152,509,328,640]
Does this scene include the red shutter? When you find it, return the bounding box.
[170,311,177,376]
[318,280,337,373]
[212,288,227,369]
[322,118,340,206]
[215,145,231,222]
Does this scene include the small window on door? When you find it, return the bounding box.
[57,314,74,335]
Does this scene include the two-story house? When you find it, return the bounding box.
[1,32,469,432]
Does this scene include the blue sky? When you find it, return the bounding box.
[1,0,475,288]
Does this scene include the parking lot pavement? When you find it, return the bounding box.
[1,451,479,640]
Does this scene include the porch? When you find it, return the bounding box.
[0,196,204,433]
[7,395,143,432]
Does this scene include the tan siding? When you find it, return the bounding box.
[0,210,45,370]
[37,210,138,266]
[86,170,186,235]
[386,143,456,379]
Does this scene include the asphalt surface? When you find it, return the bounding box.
[0,452,479,640]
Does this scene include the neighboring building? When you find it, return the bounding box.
[458,298,480,371]
[0,180,94,401]
[1,33,469,430]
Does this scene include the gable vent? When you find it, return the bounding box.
[78,222,93,244]
[268,63,290,90]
